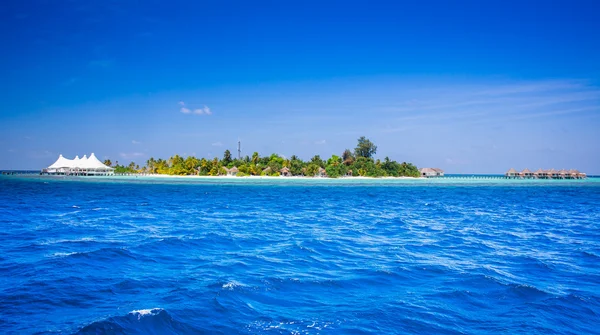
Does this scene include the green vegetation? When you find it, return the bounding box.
[109,137,420,178]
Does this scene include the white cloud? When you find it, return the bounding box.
[178,101,212,115]
[194,105,212,115]
[212,141,223,147]
[132,140,141,144]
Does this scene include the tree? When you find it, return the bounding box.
[325,165,341,178]
[354,136,377,159]
[310,155,324,168]
[306,163,319,176]
[103,159,112,167]
[184,156,200,174]
[222,150,232,165]
[327,155,341,167]
[146,157,156,173]
[342,149,354,165]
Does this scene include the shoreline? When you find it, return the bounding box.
[108,174,423,180]
[3,174,598,186]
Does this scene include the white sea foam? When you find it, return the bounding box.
[129,308,162,320]
[222,280,244,290]
[40,237,95,245]
[50,251,79,257]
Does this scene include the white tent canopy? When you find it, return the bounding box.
[81,153,109,169]
[47,155,74,169]
[45,153,114,175]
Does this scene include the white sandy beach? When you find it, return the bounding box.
[112,174,423,180]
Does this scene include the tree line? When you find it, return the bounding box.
[104,136,420,178]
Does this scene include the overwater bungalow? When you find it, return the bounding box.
[505,167,586,179]
[558,169,569,179]
[520,168,534,178]
[534,168,545,179]
[569,169,584,179]
[505,168,518,178]
[280,167,291,177]
[419,168,444,178]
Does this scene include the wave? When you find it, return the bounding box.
[222,280,246,290]
[43,247,149,265]
[580,250,600,259]
[39,237,97,246]
[75,308,200,335]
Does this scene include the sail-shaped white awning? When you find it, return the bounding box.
[81,153,113,170]
[47,155,74,169]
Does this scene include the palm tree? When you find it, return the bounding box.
[103,159,112,167]
[146,157,156,173]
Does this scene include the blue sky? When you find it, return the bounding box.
[1,0,599,173]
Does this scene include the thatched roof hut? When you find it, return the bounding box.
[346,169,353,176]
[228,166,239,176]
[262,166,272,174]
[317,167,326,177]
[534,168,544,177]
[280,167,291,176]
[506,168,518,177]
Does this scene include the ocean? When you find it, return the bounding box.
[1,176,599,334]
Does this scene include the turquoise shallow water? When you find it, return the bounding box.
[1,176,599,334]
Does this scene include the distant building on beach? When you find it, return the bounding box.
[225,166,239,176]
[506,168,586,179]
[419,168,444,178]
[280,167,291,177]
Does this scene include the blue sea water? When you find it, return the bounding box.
[1,176,599,334]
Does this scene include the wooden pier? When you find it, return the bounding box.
[1,171,41,176]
